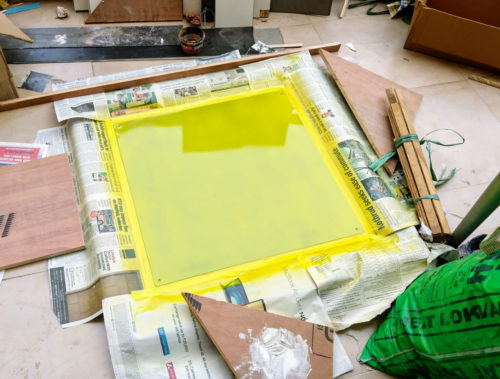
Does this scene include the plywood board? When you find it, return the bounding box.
[0,154,84,270]
[183,293,334,378]
[320,50,423,173]
[86,0,183,23]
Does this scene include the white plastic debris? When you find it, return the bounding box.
[56,6,68,19]
[345,42,357,52]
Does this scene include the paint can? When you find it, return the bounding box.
[178,27,205,54]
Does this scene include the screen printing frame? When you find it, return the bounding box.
[104,84,376,293]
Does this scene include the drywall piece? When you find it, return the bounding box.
[320,50,423,173]
[215,0,253,27]
[0,154,85,270]
[86,0,183,23]
[183,292,334,378]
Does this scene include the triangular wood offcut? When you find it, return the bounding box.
[183,292,334,379]
[0,154,84,270]
[0,13,32,42]
[86,0,183,23]
[319,49,423,173]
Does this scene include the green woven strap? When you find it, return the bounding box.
[409,194,440,205]
[368,134,419,172]
[420,129,465,187]
[368,129,465,187]
[367,150,396,172]
[348,0,390,14]
[348,0,377,9]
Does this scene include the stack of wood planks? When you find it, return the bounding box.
[386,88,451,242]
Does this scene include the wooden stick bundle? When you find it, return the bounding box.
[386,88,451,242]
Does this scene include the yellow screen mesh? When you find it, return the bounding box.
[110,88,364,285]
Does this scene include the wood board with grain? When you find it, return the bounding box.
[183,292,334,379]
[319,49,423,173]
[86,0,183,23]
[0,154,84,270]
[0,43,341,112]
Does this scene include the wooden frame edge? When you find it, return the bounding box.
[0,43,341,112]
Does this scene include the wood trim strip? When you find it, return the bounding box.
[0,43,340,112]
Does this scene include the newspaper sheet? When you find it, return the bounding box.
[47,51,419,329]
[52,51,241,122]
[308,227,449,330]
[40,120,143,328]
[103,263,355,379]
[34,126,72,156]
[103,297,352,379]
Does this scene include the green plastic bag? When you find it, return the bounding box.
[360,249,500,378]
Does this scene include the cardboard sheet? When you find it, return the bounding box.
[405,0,500,70]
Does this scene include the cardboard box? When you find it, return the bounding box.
[405,0,500,71]
[0,13,32,100]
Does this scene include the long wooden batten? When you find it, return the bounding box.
[0,43,341,112]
